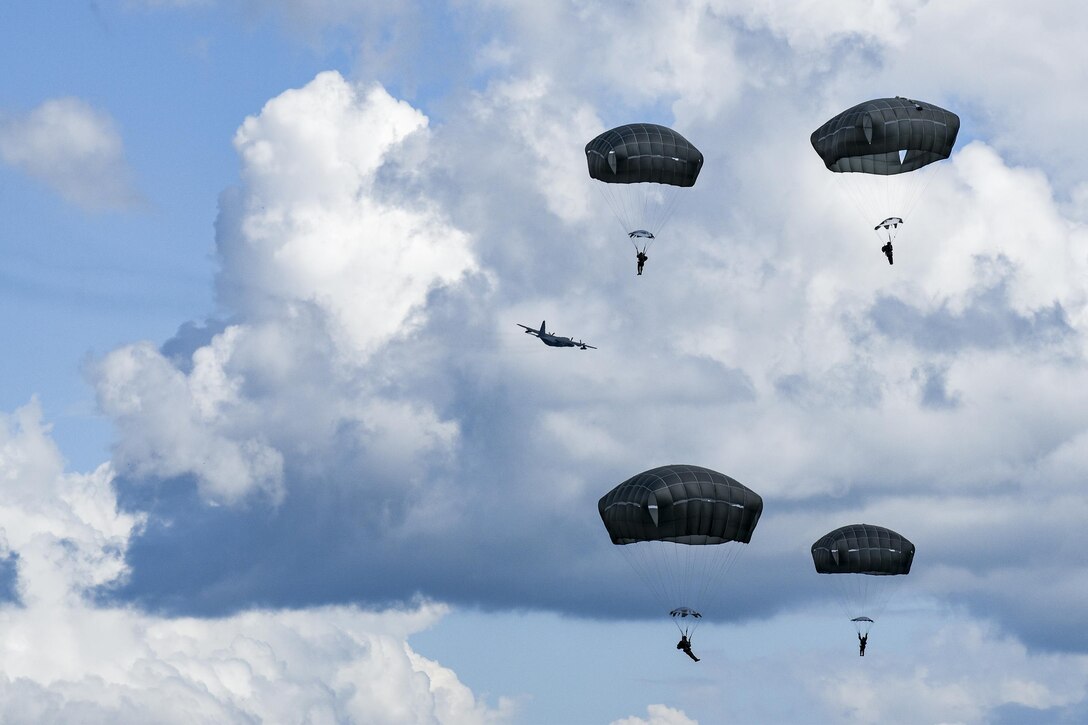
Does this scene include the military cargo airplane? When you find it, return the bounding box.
[516,321,596,350]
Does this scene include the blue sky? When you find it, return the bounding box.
[2,1,1088,723]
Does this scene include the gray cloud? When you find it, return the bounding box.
[913,363,961,410]
[867,259,1074,353]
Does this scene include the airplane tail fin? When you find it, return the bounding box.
[539,320,546,335]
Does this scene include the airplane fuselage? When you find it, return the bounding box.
[517,321,596,350]
[540,335,578,347]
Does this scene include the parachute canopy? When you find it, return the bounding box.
[811,524,915,576]
[812,524,915,636]
[585,124,703,251]
[599,464,763,546]
[586,123,703,187]
[600,465,762,635]
[811,97,960,176]
[810,97,959,246]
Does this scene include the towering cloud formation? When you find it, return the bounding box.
[219,71,476,358]
[95,71,474,504]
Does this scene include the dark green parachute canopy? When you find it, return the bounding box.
[811,97,960,175]
[599,464,763,545]
[586,124,704,187]
[811,524,915,576]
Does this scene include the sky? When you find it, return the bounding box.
[1,1,1088,723]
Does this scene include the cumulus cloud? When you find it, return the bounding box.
[0,97,140,211]
[94,71,474,504]
[95,336,286,504]
[0,399,142,607]
[0,399,512,723]
[467,75,602,226]
[219,70,476,359]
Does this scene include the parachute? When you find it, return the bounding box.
[585,123,703,252]
[599,464,762,635]
[670,607,702,620]
[811,97,959,246]
[811,523,915,636]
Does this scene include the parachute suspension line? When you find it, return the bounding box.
[849,174,887,230]
[639,182,653,241]
[826,573,901,633]
[650,184,685,246]
[625,544,667,616]
[700,540,745,611]
[837,172,882,236]
[833,162,946,246]
[617,540,748,633]
[594,182,633,240]
[898,162,943,224]
[666,543,698,635]
[617,543,673,616]
[597,183,634,239]
[592,181,685,253]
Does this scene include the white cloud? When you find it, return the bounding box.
[0,97,140,211]
[476,1,749,123]
[0,601,514,725]
[611,704,699,725]
[0,399,512,724]
[93,71,474,503]
[469,75,602,226]
[219,70,476,360]
[736,0,922,52]
[0,399,141,608]
[95,336,286,504]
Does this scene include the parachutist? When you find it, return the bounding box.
[677,636,699,662]
[636,249,648,275]
[586,124,702,268]
[881,242,893,265]
[600,466,763,657]
[812,98,958,257]
[812,525,914,658]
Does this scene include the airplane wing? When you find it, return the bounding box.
[579,342,597,350]
[516,323,541,336]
